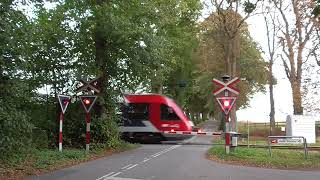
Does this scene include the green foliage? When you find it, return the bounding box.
[0,102,33,161]
[91,113,121,148]
[208,146,320,169]
[312,0,320,16]
[190,11,268,117]
[244,1,256,14]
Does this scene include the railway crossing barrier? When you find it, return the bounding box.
[163,130,241,146]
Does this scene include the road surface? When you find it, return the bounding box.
[26,120,320,180]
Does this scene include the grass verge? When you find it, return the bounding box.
[208,145,320,170]
[0,143,140,180]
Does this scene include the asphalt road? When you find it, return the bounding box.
[26,120,320,180]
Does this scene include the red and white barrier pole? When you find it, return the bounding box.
[225,113,230,154]
[85,113,91,151]
[224,89,230,154]
[59,112,64,151]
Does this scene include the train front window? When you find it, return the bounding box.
[124,103,149,120]
[160,104,180,121]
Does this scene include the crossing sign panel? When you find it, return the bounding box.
[80,95,97,113]
[75,77,101,93]
[216,96,237,115]
[212,77,240,95]
[58,95,71,114]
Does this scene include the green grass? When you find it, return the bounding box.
[31,149,88,169]
[208,146,320,169]
[0,143,140,178]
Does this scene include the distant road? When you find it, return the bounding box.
[26,120,320,180]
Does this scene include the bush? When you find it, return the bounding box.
[91,113,122,148]
[0,107,33,161]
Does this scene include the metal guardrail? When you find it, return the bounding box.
[267,136,308,160]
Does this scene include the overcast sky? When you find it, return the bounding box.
[237,13,297,122]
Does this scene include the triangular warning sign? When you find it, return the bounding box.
[80,95,97,113]
[58,95,71,114]
[216,97,237,115]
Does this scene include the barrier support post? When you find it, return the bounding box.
[225,114,230,154]
[59,112,63,152]
[86,113,91,151]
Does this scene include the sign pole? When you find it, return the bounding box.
[79,95,97,152]
[59,112,64,152]
[85,113,91,151]
[57,95,71,152]
[225,113,230,154]
[224,87,230,154]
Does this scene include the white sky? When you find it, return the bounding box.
[237,14,293,122]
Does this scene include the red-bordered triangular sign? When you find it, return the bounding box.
[216,97,237,115]
[58,95,71,114]
[80,95,97,113]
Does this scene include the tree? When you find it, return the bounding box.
[206,0,263,131]
[26,0,202,146]
[193,11,268,129]
[272,0,319,115]
[262,3,279,135]
[0,0,34,159]
[209,0,261,76]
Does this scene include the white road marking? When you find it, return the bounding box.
[151,154,161,158]
[97,145,182,180]
[109,172,122,177]
[96,172,115,180]
[121,164,133,169]
[151,145,177,157]
[151,147,172,156]
[142,158,150,162]
[125,164,138,170]
[105,177,144,180]
[151,145,180,157]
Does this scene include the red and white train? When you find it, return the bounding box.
[119,94,195,142]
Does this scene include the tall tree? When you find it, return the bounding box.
[263,3,279,135]
[272,0,319,115]
[208,0,262,131]
[193,11,268,128]
[0,0,34,159]
[210,0,260,77]
[31,0,202,145]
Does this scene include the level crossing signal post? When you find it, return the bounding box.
[57,95,71,152]
[212,75,240,154]
[55,78,100,152]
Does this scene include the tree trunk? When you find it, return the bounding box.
[269,85,275,135]
[94,13,108,116]
[292,81,303,115]
[269,64,275,135]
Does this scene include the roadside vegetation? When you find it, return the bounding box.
[210,122,320,169]
[208,146,320,169]
[0,143,138,179]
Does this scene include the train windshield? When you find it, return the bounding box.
[160,104,180,121]
[121,103,150,126]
